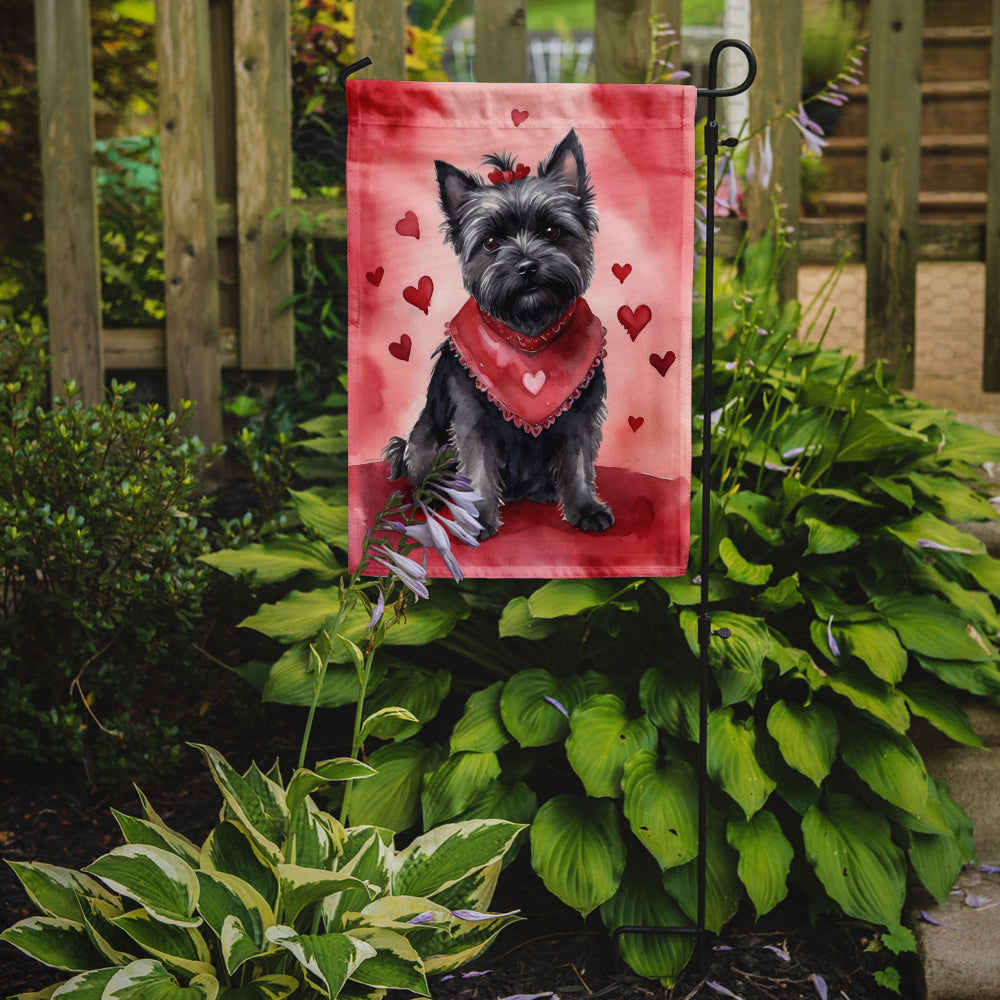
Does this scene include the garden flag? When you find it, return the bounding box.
[346,80,696,578]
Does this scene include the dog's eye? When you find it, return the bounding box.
[483,236,500,253]
[543,226,560,241]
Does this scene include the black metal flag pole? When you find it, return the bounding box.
[341,41,758,973]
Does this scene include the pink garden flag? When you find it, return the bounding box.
[346,80,696,578]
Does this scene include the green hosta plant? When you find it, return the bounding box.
[1,744,523,999]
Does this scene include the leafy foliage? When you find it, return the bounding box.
[1,744,524,998]
[211,233,1000,985]
[0,317,220,783]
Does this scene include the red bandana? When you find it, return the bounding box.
[446,296,607,437]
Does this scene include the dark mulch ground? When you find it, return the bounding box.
[1,743,915,1000]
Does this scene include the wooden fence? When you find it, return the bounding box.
[33,0,1000,445]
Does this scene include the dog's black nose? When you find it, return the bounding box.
[516,258,539,277]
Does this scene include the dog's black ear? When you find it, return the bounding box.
[435,160,478,232]
[539,129,597,226]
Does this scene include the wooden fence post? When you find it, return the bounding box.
[983,0,1000,390]
[355,0,407,80]
[34,0,104,405]
[474,0,527,83]
[157,0,223,445]
[594,0,652,84]
[746,0,801,305]
[864,0,923,389]
[233,0,294,370]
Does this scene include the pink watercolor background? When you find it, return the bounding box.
[346,81,696,578]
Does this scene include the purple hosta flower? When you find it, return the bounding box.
[919,909,958,929]
[441,970,493,981]
[407,911,438,925]
[371,543,429,600]
[917,538,973,555]
[763,944,791,962]
[414,500,464,581]
[827,615,841,658]
[451,908,521,921]
[427,478,485,539]
[791,104,829,157]
[715,158,741,215]
[746,124,774,191]
[497,994,557,1000]
[544,695,569,718]
[706,983,742,999]
[979,864,1000,874]
[812,974,828,1000]
[367,590,385,631]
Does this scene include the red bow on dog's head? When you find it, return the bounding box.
[487,162,530,185]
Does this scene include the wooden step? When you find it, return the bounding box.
[922,0,991,28]
[922,25,992,83]
[813,190,987,222]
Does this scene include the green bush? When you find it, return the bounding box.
[211,232,1000,985]
[0,316,220,783]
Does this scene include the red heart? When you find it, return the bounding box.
[618,304,652,341]
[515,163,530,178]
[511,109,529,127]
[649,350,676,377]
[366,266,384,286]
[628,415,644,432]
[403,275,433,314]
[612,263,632,284]
[488,168,515,184]
[394,211,420,239]
[389,334,411,362]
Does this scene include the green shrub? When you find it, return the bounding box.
[1,743,524,998]
[0,317,220,783]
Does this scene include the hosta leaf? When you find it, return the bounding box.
[497,596,564,639]
[111,909,214,978]
[362,667,451,740]
[803,517,858,556]
[322,829,393,931]
[216,975,299,1000]
[707,708,776,818]
[260,643,387,709]
[285,759,376,822]
[660,810,741,933]
[421,751,502,828]
[901,680,982,748]
[724,490,784,545]
[599,852,694,987]
[639,664,699,743]
[5,862,118,923]
[838,718,928,816]
[83,846,200,928]
[423,907,522,974]
[47,967,118,998]
[200,535,342,584]
[966,553,1000,597]
[452,779,538,827]
[907,472,998,521]
[755,573,804,614]
[909,830,965,905]
[807,660,910,732]
[529,795,626,917]
[802,793,906,926]
[347,740,442,832]
[276,865,374,925]
[765,700,838,786]
[345,926,428,994]
[499,670,585,747]
[450,682,511,754]
[199,822,278,910]
[874,594,995,662]
[393,820,524,900]
[0,916,107,971]
[112,812,201,868]
[288,488,349,545]
[566,695,658,799]
[680,610,770,706]
[103,959,218,1000]
[727,811,793,917]
[833,621,907,684]
[621,751,699,870]
[76,895,135,966]
[885,512,985,557]
[718,537,772,586]
[835,410,927,463]
[265,926,375,997]
[195,871,273,973]
[526,579,618,618]
[360,706,421,742]
[916,655,1000,697]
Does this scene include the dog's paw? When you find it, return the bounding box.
[567,501,614,532]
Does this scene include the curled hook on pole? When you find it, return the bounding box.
[338,57,373,89]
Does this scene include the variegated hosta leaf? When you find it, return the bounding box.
[276,864,375,925]
[421,751,501,829]
[661,810,742,934]
[288,802,343,870]
[77,894,136,966]
[200,822,278,910]
[110,908,214,979]
[802,793,906,926]
[190,745,287,863]
[422,907,522,975]
[322,829,393,931]
[566,695,658,799]
[727,810,793,917]
[195,871,274,974]
[344,926,429,995]
[0,916,107,972]
[450,681,511,754]
[4,861,118,922]
[112,811,201,868]
[499,670,585,747]
[706,707,776,819]
[529,795,626,917]
[83,846,200,928]
[102,958,218,999]
[265,926,375,998]
[621,751,699,871]
[391,820,524,901]
[285,760,375,824]
[47,966,118,997]
[214,975,299,1000]
[424,859,501,916]
[765,700,838,786]
[599,853,694,987]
